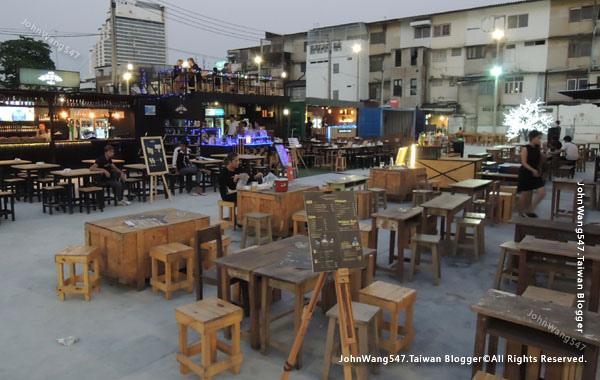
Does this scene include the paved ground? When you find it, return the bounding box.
[0,146,598,380]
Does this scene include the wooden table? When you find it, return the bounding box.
[237,183,319,237]
[414,157,483,188]
[420,193,471,244]
[0,159,31,181]
[517,236,600,312]
[326,174,370,191]
[467,152,491,160]
[11,163,60,202]
[191,159,224,192]
[551,178,584,222]
[82,159,124,165]
[85,208,209,290]
[368,167,426,201]
[472,289,600,379]
[50,169,102,214]
[450,179,492,197]
[510,216,600,245]
[476,171,519,185]
[369,206,423,281]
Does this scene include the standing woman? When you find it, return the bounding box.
[518,130,546,217]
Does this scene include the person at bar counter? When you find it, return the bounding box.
[89,144,131,206]
[227,115,238,137]
[219,152,263,205]
[305,117,313,138]
[172,140,206,196]
[517,130,546,218]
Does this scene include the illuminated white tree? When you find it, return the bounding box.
[503,98,553,141]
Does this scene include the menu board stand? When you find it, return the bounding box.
[140,136,172,204]
[281,192,363,380]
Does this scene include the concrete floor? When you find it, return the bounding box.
[0,146,598,380]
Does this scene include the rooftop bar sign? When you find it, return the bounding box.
[19,68,80,88]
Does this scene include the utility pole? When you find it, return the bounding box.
[588,0,598,80]
[110,0,118,94]
[259,38,263,77]
[380,64,385,107]
[327,36,332,99]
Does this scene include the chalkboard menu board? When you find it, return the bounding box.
[140,136,169,175]
[304,191,364,272]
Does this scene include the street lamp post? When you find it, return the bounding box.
[491,29,504,135]
[123,72,132,95]
[255,56,262,78]
[353,44,361,101]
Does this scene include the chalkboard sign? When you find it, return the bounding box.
[141,136,169,175]
[304,191,364,272]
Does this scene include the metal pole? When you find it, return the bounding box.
[126,79,130,95]
[493,39,501,135]
[110,0,118,94]
[356,53,360,101]
[380,66,384,107]
[327,37,332,99]
[259,39,263,78]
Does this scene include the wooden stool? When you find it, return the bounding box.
[354,190,372,220]
[522,286,576,307]
[367,188,387,213]
[359,222,371,248]
[499,185,518,212]
[241,212,273,248]
[78,186,105,214]
[124,177,144,202]
[3,178,26,200]
[582,182,598,209]
[452,218,484,261]
[576,156,585,172]
[557,165,574,178]
[493,241,520,289]
[323,302,381,380]
[149,243,194,300]
[464,212,486,220]
[0,190,16,224]
[334,151,347,172]
[176,297,243,380]
[473,370,507,380]
[409,234,441,285]
[292,210,308,236]
[358,281,416,355]
[55,246,101,301]
[42,185,65,215]
[412,189,433,207]
[218,200,236,231]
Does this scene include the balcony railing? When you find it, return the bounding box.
[154,69,283,96]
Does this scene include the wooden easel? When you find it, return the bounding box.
[140,136,173,204]
[148,173,172,204]
[281,268,361,380]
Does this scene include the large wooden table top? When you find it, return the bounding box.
[518,235,600,261]
[372,206,423,221]
[85,208,208,234]
[0,160,31,166]
[191,158,223,165]
[450,179,492,190]
[82,159,124,164]
[51,169,102,177]
[327,175,370,184]
[123,163,147,171]
[472,289,600,346]
[239,183,316,195]
[11,163,60,170]
[476,172,519,179]
[420,193,471,211]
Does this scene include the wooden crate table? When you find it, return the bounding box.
[369,167,426,201]
[50,169,102,214]
[325,174,370,191]
[471,289,600,379]
[368,207,423,282]
[11,163,60,203]
[414,157,483,188]
[237,183,319,238]
[510,216,600,245]
[420,193,471,245]
[517,236,600,312]
[84,208,209,290]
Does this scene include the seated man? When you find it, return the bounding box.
[219,152,263,205]
[560,135,579,166]
[172,141,205,196]
[90,144,130,206]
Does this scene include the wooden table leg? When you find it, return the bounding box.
[221,266,232,340]
[249,274,260,350]
[517,250,529,295]
[397,226,404,282]
[590,262,600,312]
[260,277,271,355]
[294,284,305,369]
[582,345,599,379]
[487,335,498,374]
[472,313,489,376]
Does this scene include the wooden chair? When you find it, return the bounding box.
[322,302,381,380]
[149,243,194,300]
[241,213,273,248]
[367,188,387,213]
[452,217,484,261]
[409,234,441,285]
[218,200,236,231]
[358,281,416,355]
[493,241,520,289]
[292,210,308,236]
[55,245,101,301]
[175,298,243,379]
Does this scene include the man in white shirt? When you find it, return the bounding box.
[561,135,579,166]
[227,115,238,137]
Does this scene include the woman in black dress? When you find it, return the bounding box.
[517,130,546,217]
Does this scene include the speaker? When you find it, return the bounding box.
[548,127,561,141]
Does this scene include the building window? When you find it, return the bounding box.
[332,41,342,51]
[467,45,486,59]
[569,38,592,57]
[333,63,339,74]
[395,49,402,67]
[451,48,462,56]
[570,6,594,22]
[433,24,451,37]
[370,32,386,44]
[567,77,588,90]
[506,44,516,49]
[478,81,494,95]
[430,79,443,87]
[369,55,384,72]
[369,83,380,100]
[524,40,546,46]
[393,79,402,96]
[332,90,339,100]
[410,78,417,95]
[431,49,447,63]
[414,26,431,39]
[300,62,306,73]
[508,14,529,29]
[504,76,524,94]
[410,48,418,66]
[303,41,307,52]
